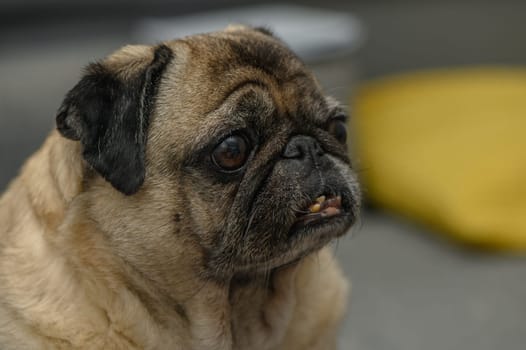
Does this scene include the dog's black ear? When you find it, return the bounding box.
[56,45,173,195]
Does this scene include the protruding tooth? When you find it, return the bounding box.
[315,195,326,203]
[310,203,321,213]
[322,207,341,217]
[324,196,342,209]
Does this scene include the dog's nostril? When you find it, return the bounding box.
[282,135,324,160]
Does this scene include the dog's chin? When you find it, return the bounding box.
[234,199,355,277]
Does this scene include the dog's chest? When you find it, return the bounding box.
[187,285,293,350]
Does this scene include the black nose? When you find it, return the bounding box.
[282,135,324,160]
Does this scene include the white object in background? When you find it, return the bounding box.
[134,4,364,62]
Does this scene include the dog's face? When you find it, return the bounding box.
[57,26,360,283]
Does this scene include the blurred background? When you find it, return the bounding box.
[1,0,525,349]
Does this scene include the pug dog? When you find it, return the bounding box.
[0,25,360,349]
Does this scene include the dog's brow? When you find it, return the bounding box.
[193,85,271,148]
[192,84,275,149]
[223,79,268,103]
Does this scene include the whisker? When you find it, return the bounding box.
[243,211,257,237]
[293,209,311,215]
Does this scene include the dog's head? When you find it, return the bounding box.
[56,26,360,282]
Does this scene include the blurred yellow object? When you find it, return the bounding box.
[352,67,526,252]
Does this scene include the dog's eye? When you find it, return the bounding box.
[212,135,249,171]
[327,119,347,144]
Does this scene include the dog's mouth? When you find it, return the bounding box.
[229,192,356,277]
[294,194,344,227]
[289,192,356,239]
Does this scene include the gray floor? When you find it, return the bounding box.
[1,1,526,349]
[337,212,526,350]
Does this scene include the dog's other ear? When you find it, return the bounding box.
[56,44,173,195]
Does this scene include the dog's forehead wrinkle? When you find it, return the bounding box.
[161,39,323,133]
[223,36,295,77]
[185,30,307,85]
[178,87,280,157]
